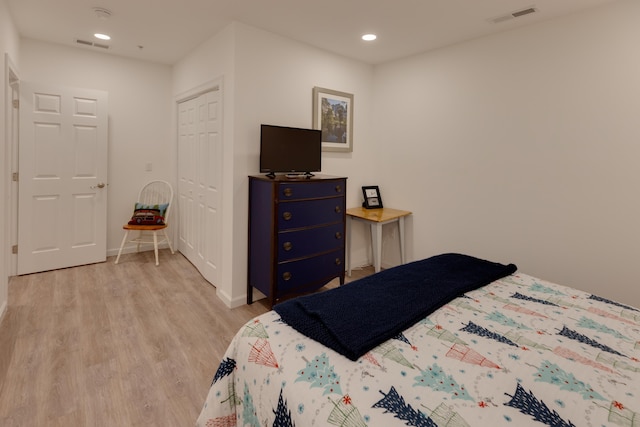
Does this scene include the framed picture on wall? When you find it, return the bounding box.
[362,185,383,209]
[312,86,354,152]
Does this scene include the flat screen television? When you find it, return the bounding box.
[260,124,321,177]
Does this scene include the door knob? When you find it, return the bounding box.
[91,182,106,189]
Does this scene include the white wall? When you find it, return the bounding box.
[173,22,376,307]
[372,0,640,306]
[0,0,20,320]
[19,39,174,257]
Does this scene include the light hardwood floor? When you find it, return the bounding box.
[0,250,372,426]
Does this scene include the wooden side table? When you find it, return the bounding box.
[345,207,412,275]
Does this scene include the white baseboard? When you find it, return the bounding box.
[216,287,266,309]
[216,288,235,308]
[0,300,7,324]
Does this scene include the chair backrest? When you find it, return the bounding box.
[137,180,174,223]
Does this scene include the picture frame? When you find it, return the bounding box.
[362,185,383,209]
[312,86,354,152]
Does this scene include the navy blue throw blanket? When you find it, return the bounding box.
[273,253,517,361]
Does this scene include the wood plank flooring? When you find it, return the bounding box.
[0,251,372,426]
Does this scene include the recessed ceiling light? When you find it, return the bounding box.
[94,33,111,41]
[362,34,377,41]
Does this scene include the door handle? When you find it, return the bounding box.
[91,182,106,189]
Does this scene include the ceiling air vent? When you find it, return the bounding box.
[489,7,538,24]
[512,7,537,18]
[75,39,110,49]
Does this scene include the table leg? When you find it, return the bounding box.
[371,222,382,273]
[398,216,406,265]
[346,215,352,276]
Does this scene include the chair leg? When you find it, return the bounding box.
[114,230,129,264]
[163,229,175,254]
[136,231,142,253]
[153,231,159,266]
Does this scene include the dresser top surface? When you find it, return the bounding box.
[249,174,347,182]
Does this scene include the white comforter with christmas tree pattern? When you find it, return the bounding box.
[196,273,640,427]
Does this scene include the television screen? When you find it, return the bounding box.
[260,124,322,175]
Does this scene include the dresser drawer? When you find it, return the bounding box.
[278,180,345,201]
[277,223,344,261]
[276,249,344,293]
[278,197,345,230]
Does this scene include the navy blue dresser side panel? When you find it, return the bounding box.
[248,178,275,297]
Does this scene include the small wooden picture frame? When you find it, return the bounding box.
[362,186,383,209]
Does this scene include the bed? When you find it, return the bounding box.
[196,253,640,427]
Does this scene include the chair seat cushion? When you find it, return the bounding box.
[127,202,169,225]
[123,224,167,231]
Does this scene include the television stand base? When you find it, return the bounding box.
[285,172,315,179]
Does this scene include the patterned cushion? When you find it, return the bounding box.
[128,202,168,225]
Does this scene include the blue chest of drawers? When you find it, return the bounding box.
[247,175,347,306]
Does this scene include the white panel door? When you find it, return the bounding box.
[18,82,108,275]
[178,87,221,285]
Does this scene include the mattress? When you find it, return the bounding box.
[196,260,640,426]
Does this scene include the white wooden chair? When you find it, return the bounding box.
[114,180,175,266]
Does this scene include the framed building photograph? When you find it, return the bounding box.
[362,185,383,209]
[312,86,354,152]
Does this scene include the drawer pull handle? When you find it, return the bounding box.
[334,206,341,214]
[283,212,292,220]
[283,188,293,197]
[283,272,292,281]
[335,258,342,266]
[283,242,292,251]
[335,232,342,240]
[335,185,342,193]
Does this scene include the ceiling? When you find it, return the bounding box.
[6,0,619,65]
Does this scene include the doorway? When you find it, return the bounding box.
[5,55,19,276]
[13,81,109,275]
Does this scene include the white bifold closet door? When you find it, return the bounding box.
[177,87,222,286]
